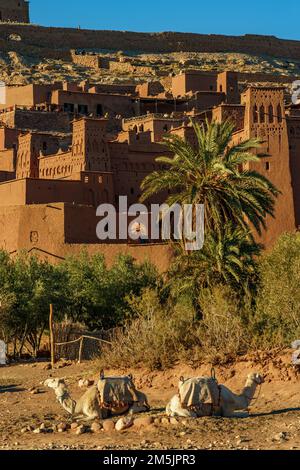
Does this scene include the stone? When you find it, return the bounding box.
[76,425,86,436]
[115,416,134,432]
[71,422,79,430]
[102,420,115,433]
[91,422,102,433]
[133,416,154,429]
[57,422,67,432]
[43,363,51,370]
[170,417,179,426]
[33,428,41,434]
[276,432,288,441]
[161,417,170,426]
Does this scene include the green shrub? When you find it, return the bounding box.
[99,289,196,370]
[253,233,300,347]
[197,286,249,362]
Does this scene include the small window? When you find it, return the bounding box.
[98,176,103,184]
[78,104,89,115]
[64,103,75,113]
[131,188,134,195]
[265,162,270,171]
[277,105,282,123]
[268,105,274,123]
[97,104,103,116]
[84,176,89,183]
[259,105,265,123]
[253,105,258,123]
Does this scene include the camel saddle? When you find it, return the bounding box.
[97,373,139,409]
[178,376,221,415]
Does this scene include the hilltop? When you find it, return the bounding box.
[0,23,299,86]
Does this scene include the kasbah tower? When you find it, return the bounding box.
[0,0,30,23]
[0,0,299,270]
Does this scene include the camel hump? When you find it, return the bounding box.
[97,374,140,409]
[178,377,220,410]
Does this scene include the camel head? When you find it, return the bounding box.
[44,378,66,390]
[247,373,264,386]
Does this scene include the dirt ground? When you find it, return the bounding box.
[0,350,299,451]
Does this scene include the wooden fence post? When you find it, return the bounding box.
[49,304,55,369]
[78,337,84,364]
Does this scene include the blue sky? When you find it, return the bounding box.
[30,0,299,40]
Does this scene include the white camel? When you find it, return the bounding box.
[45,377,150,420]
[166,372,264,418]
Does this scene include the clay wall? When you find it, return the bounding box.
[0,148,15,171]
[172,72,218,97]
[51,89,134,118]
[287,117,300,228]
[0,108,71,132]
[239,87,296,247]
[0,0,29,23]
[212,104,245,131]
[0,203,173,272]
[0,176,114,207]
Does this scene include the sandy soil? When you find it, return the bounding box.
[0,350,299,451]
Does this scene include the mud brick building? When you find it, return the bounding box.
[0,67,299,269]
[0,0,29,23]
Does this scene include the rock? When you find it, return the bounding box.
[91,422,102,433]
[161,417,170,426]
[57,422,67,432]
[33,428,41,434]
[275,432,288,441]
[70,422,79,430]
[154,418,161,425]
[43,363,51,370]
[134,416,154,429]
[75,425,86,436]
[115,416,134,432]
[170,417,179,426]
[39,423,46,431]
[102,420,115,433]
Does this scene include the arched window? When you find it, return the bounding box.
[268,105,274,123]
[259,105,265,123]
[277,104,282,123]
[139,124,144,132]
[253,105,258,123]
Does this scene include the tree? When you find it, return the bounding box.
[61,252,159,330]
[141,119,279,238]
[254,233,300,346]
[166,223,261,310]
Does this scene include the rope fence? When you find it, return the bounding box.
[55,335,112,363]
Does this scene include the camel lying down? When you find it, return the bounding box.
[45,374,150,420]
[166,373,264,418]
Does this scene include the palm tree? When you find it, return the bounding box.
[166,223,261,302]
[140,120,279,238]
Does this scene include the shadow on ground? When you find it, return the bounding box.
[0,384,25,393]
[251,407,300,417]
